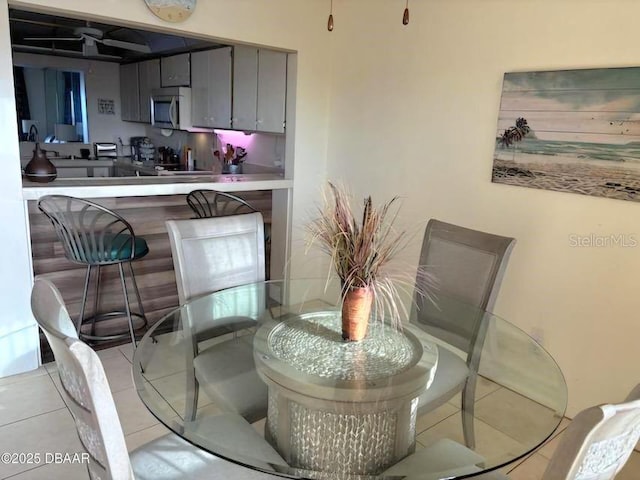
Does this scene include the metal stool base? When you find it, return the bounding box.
[79,311,148,343]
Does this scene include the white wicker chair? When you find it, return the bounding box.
[31,276,283,480]
[477,384,640,480]
[386,385,640,480]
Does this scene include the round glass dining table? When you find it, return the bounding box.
[132,279,567,480]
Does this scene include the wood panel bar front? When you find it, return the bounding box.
[28,191,273,358]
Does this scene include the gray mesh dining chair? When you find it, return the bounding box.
[31,276,284,480]
[166,213,268,423]
[38,195,148,346]
[410,219,516,448]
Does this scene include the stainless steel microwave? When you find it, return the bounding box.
[150,87,192,130]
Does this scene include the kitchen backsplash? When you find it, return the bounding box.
[19,129,286,176]
[190,130,285,173]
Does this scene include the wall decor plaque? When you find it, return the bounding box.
[492,67,640,202]
[144,0,196,23]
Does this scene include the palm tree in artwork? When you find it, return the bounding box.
[499,117,530,160]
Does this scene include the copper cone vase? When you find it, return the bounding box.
[341,286,373,342]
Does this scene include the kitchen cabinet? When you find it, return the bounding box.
[232,46,287,133]
[232,46,258,131]
[120,63,140,122]
[256,50,287,133]
[138,59,161,123]
[120,60,160,124]
[161,53,190,87]
[191,47,232,128]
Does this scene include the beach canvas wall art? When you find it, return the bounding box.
[492,67,640,202]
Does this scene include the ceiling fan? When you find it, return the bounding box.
[23,26,151,57]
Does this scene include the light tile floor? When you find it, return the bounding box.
[0,343,638,479]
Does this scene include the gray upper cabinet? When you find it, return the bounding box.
[191,48,232,129]
[232,46,258,131]
[120,63,140,122]
[138,59,161,123]
[256,50,287,134]
[161,53,190,87]
[232,46,286,133]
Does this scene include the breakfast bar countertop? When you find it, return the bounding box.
[21,173,292,200]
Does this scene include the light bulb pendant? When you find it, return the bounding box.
[403,7,410,25]
[328,13,334,31]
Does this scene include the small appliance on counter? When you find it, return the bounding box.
[94,142,118,158]
[130,137,155,163]
[157,146,181,170]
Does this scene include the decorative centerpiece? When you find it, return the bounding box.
[306,183,409,341]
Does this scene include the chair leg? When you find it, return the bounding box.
[128,262,147,323]
[90,265,102,337]
[462,375,477,449]
[118,263,137,348]
[77,265,92,334]
[185,375,199,422]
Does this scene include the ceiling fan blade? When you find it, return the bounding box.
[23,37,81,41]
[12,44,121,60]
[99,38,151,53]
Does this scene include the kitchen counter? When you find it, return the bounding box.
[22,172,291,200]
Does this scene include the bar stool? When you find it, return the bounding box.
[38,195,148,347]
[186,189,259,217]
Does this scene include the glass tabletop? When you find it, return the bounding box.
[132,278,567,480]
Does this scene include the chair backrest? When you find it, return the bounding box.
[411,219,516,354]
[186,189,258,219]
[31,277,133,480]
[38,195,137,265]
[543,384,640,480]
[166,212,266,305]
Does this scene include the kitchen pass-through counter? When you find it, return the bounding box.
[22,172,291,200]
[22,173,293,363]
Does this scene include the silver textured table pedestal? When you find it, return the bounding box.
[254,311,433,478]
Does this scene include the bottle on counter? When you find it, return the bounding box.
[187,148,194,171]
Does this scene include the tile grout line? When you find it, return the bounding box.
[0,406,70,430]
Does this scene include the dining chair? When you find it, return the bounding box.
[386,384,640,480]
[477,383,640,480]
[165,213,268,423]
[185,189,271,277]
[30,276,284,480]
[409,219,516,448]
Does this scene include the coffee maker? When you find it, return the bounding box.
[130,137,155,163]
[157,146,180,169]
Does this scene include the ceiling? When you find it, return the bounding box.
[9,8,223,63]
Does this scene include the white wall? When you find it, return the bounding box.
[0,2,39,376]
[0,0,331,374]
[13,52,147,144]
[325,0,640,416]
